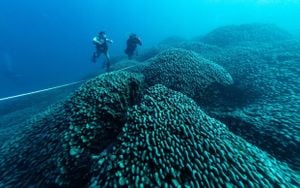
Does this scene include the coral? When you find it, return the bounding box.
[63,71,144,158]
[210,96,300,171]
[1,24,299,187]
[201,23,291,47]
[199,39,300,170]
[0,84,79,147]
[0,105,69,187]
[135,29,300,173]
[0,71,144,187]
[142,48,233,104]
[91,84,299,187]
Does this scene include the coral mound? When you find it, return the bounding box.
[64,71,144,157]
[91,84,299,187]
[142,48,233,103]
[201,23,291,47]
[0,71,144,187]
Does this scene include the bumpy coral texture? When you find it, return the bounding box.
[64,71,143,157]
[142,48,233,103]
[91,84,299,188]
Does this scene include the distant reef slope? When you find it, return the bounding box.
[200,23,292,47]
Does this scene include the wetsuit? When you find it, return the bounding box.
[93,37,108,58]
[92,36,112,70]
[125,36,142,60]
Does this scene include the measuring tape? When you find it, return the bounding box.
[0,65,138,102]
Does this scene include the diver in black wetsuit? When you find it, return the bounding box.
[91,31,113,70]
[125,34,142,60]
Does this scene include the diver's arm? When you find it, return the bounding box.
[106,38,114,44]
[93,37,102,45]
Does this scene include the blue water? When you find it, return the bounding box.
[1,0,300,97]
[1,1,300,187]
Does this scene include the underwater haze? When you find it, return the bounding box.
[1,0,300,97]
[0,0,300,187]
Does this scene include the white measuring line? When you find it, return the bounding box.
[0,81,83,102]
[0,65,138,102]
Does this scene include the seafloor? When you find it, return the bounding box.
[0,23,299,187]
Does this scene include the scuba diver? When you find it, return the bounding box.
[125,34,142,60]
[91,31,113,70]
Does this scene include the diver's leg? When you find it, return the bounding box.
[104,51,111,71]
[92,51,100,63]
